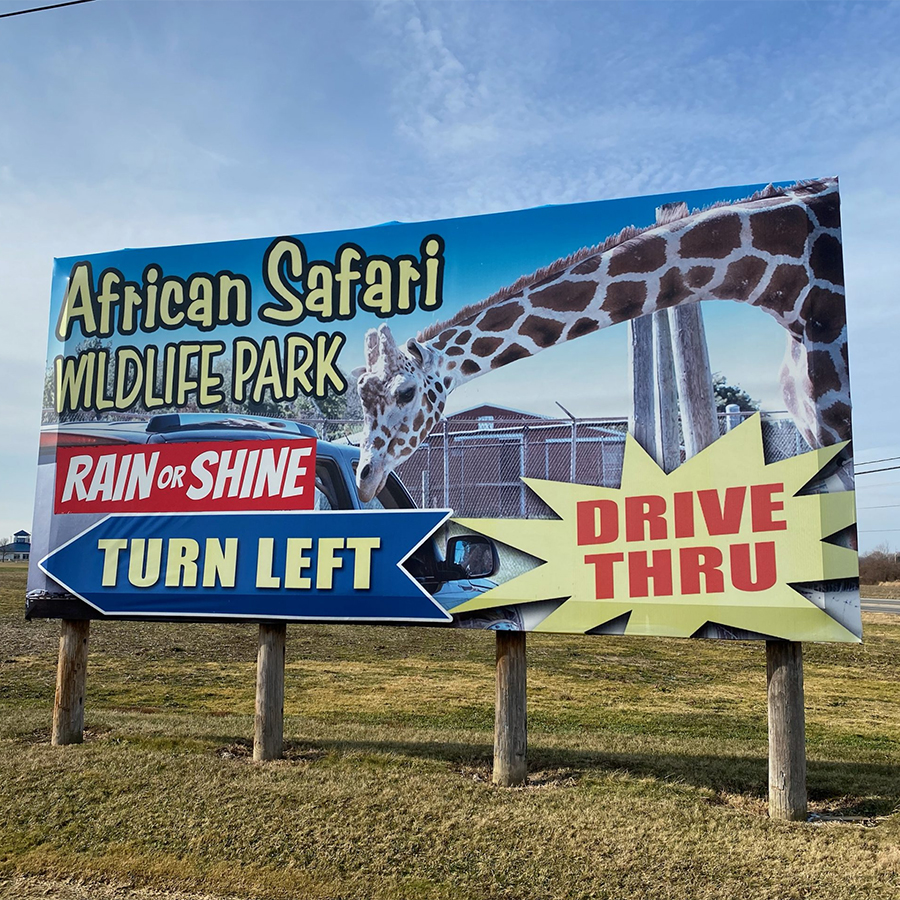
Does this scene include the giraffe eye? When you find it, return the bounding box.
[397,386,416,405]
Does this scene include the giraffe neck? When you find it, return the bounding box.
[423,179,848,443]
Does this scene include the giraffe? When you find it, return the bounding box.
[352,178,850,503]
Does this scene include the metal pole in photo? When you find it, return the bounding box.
[493,629,527,786]
[52,618,90,745]
[254,622,286,762]
[767,640,807,820]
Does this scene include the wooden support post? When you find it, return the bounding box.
[493,631,527,786]
[628,315,656,456]
[653,308,681,473]
[254,623,286,762]
[52,619,89,746]
[766,640,807,821]
[669,303,720,456]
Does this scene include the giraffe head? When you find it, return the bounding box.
[353,323,447,503]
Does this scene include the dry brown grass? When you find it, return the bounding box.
[2,563,899,900]
[863,582,900,600]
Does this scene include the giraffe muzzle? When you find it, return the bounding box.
[356,455,388,504]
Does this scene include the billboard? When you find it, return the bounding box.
[28,177,860,640]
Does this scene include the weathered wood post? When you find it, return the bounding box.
[628,315,656,455]
[767,640,807,820]
[653,308,681,472]
[254,623,286,762]
[493,630,527,786]
[52,618,90,745]
[669,303,720,456]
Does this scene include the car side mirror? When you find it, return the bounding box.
[445,535,499,579]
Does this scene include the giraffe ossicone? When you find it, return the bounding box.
[354,178,850,502]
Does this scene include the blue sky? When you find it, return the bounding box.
[2,0,899,552]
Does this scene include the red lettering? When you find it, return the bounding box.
[625,495,667,542]
[577,500,619,545]
[679,546,725,594]
[673,491,695,538]
[730,542,777,591]
[697,486,746,535]
[584,552,624,599]
[750,483,787,532]
[627,549,673,597]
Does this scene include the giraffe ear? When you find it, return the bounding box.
[350,366,366,381]
[364,329,379,368]
[406,339,434,370]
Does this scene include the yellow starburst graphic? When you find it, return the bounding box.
[453,415,860,642]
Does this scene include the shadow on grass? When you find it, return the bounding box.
[213,734,899,817]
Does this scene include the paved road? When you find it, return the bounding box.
[861,596,900,615]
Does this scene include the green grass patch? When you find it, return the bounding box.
[1,564,899,899]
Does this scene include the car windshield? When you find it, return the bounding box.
[352,467,414,511]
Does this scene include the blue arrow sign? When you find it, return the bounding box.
[40,510,452,622]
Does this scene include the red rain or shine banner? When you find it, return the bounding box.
[54,439,317,514]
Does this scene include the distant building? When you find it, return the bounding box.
[2,530,31,561]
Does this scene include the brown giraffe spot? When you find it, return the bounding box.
[435,381,444,392]
[373,436,385,449]
[657,267,691,309]
[413,411,424,430]
[479,302,524,332]
[530,280,597,313]
[821,400,851,439]
[568,317,599,339]
[443,376,452,387]
[605,280,648,323]
[446,345,464,356]
[572,256,601,275]
[840,342,848,367]
[753,264,809,316]
[808,193,841,229]
[409,435,418,448]
[491,343,531,368]
[454,330,472,344]
[750,205,813,258]
[471,336,503,357]
[447,361,456,369]
[519,315,564,348]
[399,446,413,457]
[686,266,715,288]
[381,425,391,436]
[806,349,843,396]
[427,390,437,403]
[679,213,741,259]
[809,234,844,286]
[432,329,456,350]
[607,236,667,277]
[461,359,481,376]
[711,256,767,301]
[801,286,845,344]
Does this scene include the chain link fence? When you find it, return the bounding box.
[395,411,810,519]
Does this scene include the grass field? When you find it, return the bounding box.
[862,582,900,601]
[1,562,898,900]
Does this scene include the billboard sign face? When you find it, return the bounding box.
[29,177,860,640]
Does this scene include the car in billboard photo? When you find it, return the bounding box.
[27,412,509,625]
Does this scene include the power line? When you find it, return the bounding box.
[858,504,900,510]
[0,0,97,20]
[855,464,900,476]
[856,454,900,467]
